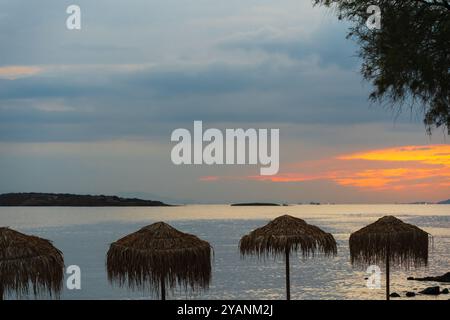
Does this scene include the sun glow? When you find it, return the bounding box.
[203,145,450,193]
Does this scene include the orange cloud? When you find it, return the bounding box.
[199,176,220,182]
[332,145,450,190]
[211,144,450,193]
[339,145,450,167]
[0,66,42,80]
[247,171,338,182]
[335,167,450,190]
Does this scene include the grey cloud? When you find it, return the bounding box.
[0,58,396,142]
[218,24,358,69]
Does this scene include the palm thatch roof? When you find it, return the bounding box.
[239,215,337,258]
[0,227,64,298]
[349,216,430,269]
[107,222,212,295]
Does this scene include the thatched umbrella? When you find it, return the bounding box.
[107,222,212,300]
[239,215,337,300]
[0,227,64,300]
[349,216,430,300]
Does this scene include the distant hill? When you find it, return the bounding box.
[0,193,171,207]
[438,199,450,204]
[231,203,280,207]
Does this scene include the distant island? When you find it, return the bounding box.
[408,199,450,204]
[230,203,280,207]
[408,202,431,205]
[0,193,171,207]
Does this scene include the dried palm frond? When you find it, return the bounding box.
[350,216,430,269]
[107,222,212,296]
[0,227,64,299]
[239,215,337,258]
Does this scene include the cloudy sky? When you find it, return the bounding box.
[0,0,448,204]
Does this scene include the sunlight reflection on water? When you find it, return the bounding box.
[0,205,449,300]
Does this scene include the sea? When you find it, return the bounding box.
[0,204,449,300]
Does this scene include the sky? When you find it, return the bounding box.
[0,0,448,204]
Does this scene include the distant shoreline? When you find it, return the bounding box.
[231,203,281,207]
[0,193,448,206]
[0,193,172,207]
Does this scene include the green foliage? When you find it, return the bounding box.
[314,0,450,134]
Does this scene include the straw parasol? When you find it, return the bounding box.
[239,215,337,300]
[0,227,64,300]
[349,216,430,300]
[107,222,212,300]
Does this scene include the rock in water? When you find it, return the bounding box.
[389,292,401,298]
[419,286,440,295]
[406,292,416,297]
[409,272,450,283]
[441,288,449,294]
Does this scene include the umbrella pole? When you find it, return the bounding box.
[285,249,290,301]
[161,276,166,301]
[386,248,390,301]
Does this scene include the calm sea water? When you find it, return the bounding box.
[0,204,449,300]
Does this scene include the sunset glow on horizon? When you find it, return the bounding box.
[0,65,42,80]
[333,145,450,191]
[338,145,450,166]
[201,144,450,195]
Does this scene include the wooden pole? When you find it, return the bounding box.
[0,285,3,301]
[161,276,166,301]
[386,247,390,301]
[285,249,291,301]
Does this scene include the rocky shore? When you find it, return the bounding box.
[389,272,450,298]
